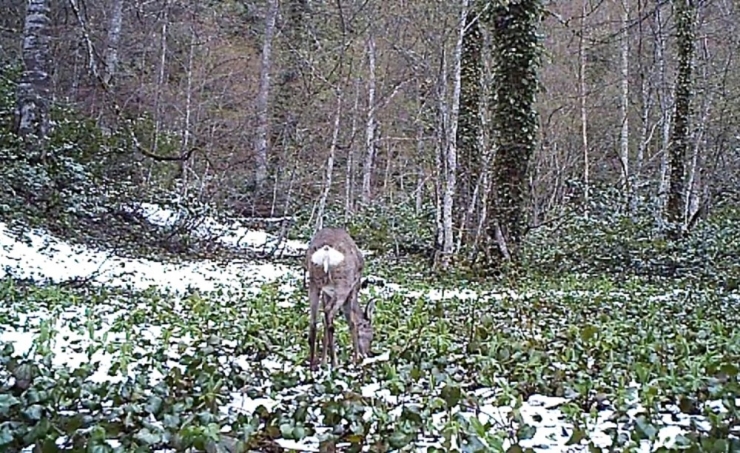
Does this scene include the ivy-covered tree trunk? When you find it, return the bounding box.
[456,3,483,243]
[665,0,695,229]
[15,0,51,145]
[486,0,543,263]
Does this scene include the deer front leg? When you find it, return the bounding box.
[343,292,362,364]
[326,290,354,367]
[324,307,338,368]
[308,284,320,371]
[320,292,333,367]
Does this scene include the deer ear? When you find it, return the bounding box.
[364,299,376,320]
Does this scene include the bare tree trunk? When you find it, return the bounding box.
[467,24,494,258]
[151,2,169,157]
[456,2,483,243]
[685,35,711,227]
[383,141,392,199]
[435,50,448,256]
[103,0,124,86]
[315,93,343,231]
[579,0,590,216]
[15,0,52,145]
[361,35,377,205]
[439,0,469,268]
[180,28,196,191]
[254,0,279,191]
[619,0,630,191]
[472,158,492,262]
[345,79,361,221]
[633,0,654,211]
[655,4,672,217]
[415,122,426,213]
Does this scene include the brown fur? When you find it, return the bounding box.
[306,228,375,370]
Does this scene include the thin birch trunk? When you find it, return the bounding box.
[655,4,672,216]
[361,35,377,205]
[315,93,343,231]
[152,2,169,156]
[415,123,425,213]
[180,28,196,190]
[619,0,630,191]
[435,51,448,256]
[345,79,361,221]
[579,0,589,216]
[685,36,711,225]
[383,141,392,200]
[16,0,51,142]
[103,0,124,86]
[254,0,279,190]
[634,0,654,211]
[440,0,469,268]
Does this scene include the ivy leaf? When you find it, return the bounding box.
[516,423,536,441]
[580,325,598,341]
[0,394,20,416]
[145,395,163,415]
[565,428,587,446]
[23,404,45,421]
[135,427,162,445]
[388,430,412,448]
[440,385,462,409]
[633,415,657,440]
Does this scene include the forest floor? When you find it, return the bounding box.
[1,202,738,452]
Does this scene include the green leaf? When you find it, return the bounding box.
[23,404,44,421]
[134,427,162,445]
[633,415,657,440]
[279,423,294,439]
[719,362,739,377]
[388,430,412,448]
[39,437,60,453]
[516,424,536,441]
[145,395,163,415]
[565,428,588,446]
[0,428,12,446]
[440,384,462,409]
[0,394,20,416]
[580,325,598,341]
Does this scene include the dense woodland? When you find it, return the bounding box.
[1,0,740,451]
[2,0,738,273]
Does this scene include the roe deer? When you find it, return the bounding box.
[306,227,375,370]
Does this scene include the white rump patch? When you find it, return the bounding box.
[311,245,345,273]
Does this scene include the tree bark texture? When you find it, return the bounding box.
[254,0,279,191]
[665,0,695,227]
[15,0,52,142]
[486,0,543,262]
[457,4,483,240]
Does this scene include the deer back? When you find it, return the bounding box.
[306,228,364,294]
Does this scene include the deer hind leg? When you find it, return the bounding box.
[342,289,362,364]
[308,284,321,371]
[326,309,338,368]
[323,289,353,367]
[320,292,332,367]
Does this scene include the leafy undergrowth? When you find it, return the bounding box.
[520,187,740,289]
[1,68,284,266]
[1,274,739,452]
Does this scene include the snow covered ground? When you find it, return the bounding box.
[0,202,736,452]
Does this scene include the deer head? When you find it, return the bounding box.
[306,227,375,370]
